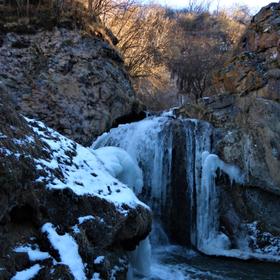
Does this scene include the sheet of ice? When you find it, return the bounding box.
[182,119,213,245]
[14,244,50,261]
[42,223,86,280]
[11,264,41,280]
[24,117,149,213]
[150,221,169,246]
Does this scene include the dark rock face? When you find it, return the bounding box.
[177,3,280,255]
[164,121,191,246]
[0,27,141,146]
[0,86,151,279]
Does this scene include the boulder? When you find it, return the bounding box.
[0,27,141,146]
[0,86,151,279]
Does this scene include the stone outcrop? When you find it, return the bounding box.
[212,2,280,102]
[177,2,280,255]
[0,26,141,146]
[0,85,151,279]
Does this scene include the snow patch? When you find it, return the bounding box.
[42,223,86,280]
[94,256,105,264]
[13,135,35,145]
[11,264,42,280]
[72,215,104,234]
[14,244,50,261]
[92,272,101,280]
[78,215,95,224]
[24,117,149,214]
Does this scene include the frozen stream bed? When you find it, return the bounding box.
[145,246,280,280]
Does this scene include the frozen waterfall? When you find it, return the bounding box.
[92,113,276,278]
[92,114,216,248]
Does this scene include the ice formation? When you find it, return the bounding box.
[93,113,280,270]
[197,151,244,255]
[127,237,152,279]
[93,146,143,195]
[92,116,173,216]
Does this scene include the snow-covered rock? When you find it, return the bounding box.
[0,90,151,280]
[26,117,147,212]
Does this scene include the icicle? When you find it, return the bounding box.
[196,151,244,255]
[127,237,151,279]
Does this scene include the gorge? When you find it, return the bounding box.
[1,1,280,279]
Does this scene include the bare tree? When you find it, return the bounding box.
[182,0,212,14]
[105,3,172,78]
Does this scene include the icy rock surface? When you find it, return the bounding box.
[1,109,151,279]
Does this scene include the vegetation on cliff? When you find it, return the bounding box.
[1,0,251,110]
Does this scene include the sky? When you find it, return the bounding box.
[155,0,277,13]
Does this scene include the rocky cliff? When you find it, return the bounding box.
[177,2,280,256]
[212,2,280,102]
[0,16,141,146]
